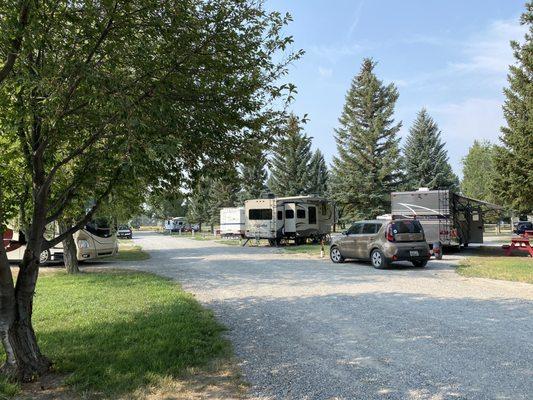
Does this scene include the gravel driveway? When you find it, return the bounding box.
[121,231,532,400]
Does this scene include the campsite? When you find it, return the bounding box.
[0,1,532,399]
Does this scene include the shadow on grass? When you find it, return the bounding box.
[27,271,230,398]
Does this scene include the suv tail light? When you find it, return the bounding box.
[386,225,395,242]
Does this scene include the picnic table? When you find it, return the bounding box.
[1,229,24,253]
[503,230,533,257]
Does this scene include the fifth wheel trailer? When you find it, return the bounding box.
[220,207,245,237]
[391,189,502,247]
[244,195,335,245]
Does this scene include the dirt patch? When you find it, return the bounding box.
[130,360,247,400]
[14,360,246,400]
[15,372,75,400]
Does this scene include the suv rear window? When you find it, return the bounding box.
[390,220,423,234]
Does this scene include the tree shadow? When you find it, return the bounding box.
[32,273,232,398]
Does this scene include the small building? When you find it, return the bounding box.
[244,195,335,245]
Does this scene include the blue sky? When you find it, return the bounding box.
[266,0,528,176]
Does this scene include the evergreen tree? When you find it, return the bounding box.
[461,140,498,203]
[268,115,313,196]
[187,178,213,231]
[309,149,329,195]
[240,152,268,200]
[494,2,533,214]
[208,174,240,227]
[330,59,402,221]
[403,109,459,191]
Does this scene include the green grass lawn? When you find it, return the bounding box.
[109,241,150,261]
[281,243,330,256]
[0,271,232,398]
[457,256,533,283]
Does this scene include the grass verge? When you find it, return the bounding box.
[457,256,533,283]
[281,243,330,256]
[109,241,150,261]
[1,271,240,399]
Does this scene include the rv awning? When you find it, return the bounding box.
[454,194,504,212]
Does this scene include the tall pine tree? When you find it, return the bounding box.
[494,2,533,214]
[208,173,240,228]
[268,115,313,196]
[330,59,402,220]
[240,152,268,200]
[309,149,329,195]
[403,109,459,191]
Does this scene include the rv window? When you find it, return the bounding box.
[277,211,283,220]
[249,209,272,220]
[308,207,317,224]
[85,221,112,238]
[285,210,294,219]
[297,209,306,219]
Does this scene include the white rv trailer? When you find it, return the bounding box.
[164,217,187,232]
[391,189,502,248]
[4,220,118,264]
[220,207,245,237]
[244,195,335,245]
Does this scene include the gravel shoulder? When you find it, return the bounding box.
[95,231,533,400]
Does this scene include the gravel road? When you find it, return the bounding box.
[120,231,532,400]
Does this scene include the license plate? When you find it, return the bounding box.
[410,250,419,257]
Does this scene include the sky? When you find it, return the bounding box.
[266,0,528,177]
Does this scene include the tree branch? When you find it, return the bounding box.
[0,0,31,84]
[43,166,123,250]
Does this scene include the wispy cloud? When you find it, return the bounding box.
[309,44,364,63]
[448,19,527,75]
[347,1,365,39]
[318,66,333,78]
[389,17,526,90]
[428,98,504,174]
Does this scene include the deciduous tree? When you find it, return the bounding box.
[461,140,498,203]
[0,0,299,380]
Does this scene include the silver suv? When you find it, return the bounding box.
[330,219,430,268]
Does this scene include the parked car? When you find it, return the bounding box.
[116,225,133,239]
[329,219,431,268]
[514,221,533,235]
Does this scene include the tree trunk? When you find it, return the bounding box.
[1,256,51,381]
[59,222,79,274]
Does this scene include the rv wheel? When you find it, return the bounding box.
[39,249,51,264]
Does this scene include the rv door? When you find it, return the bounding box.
[284,203,296,233]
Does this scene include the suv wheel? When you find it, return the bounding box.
[371,249,388,269]
[330,246,344,263]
